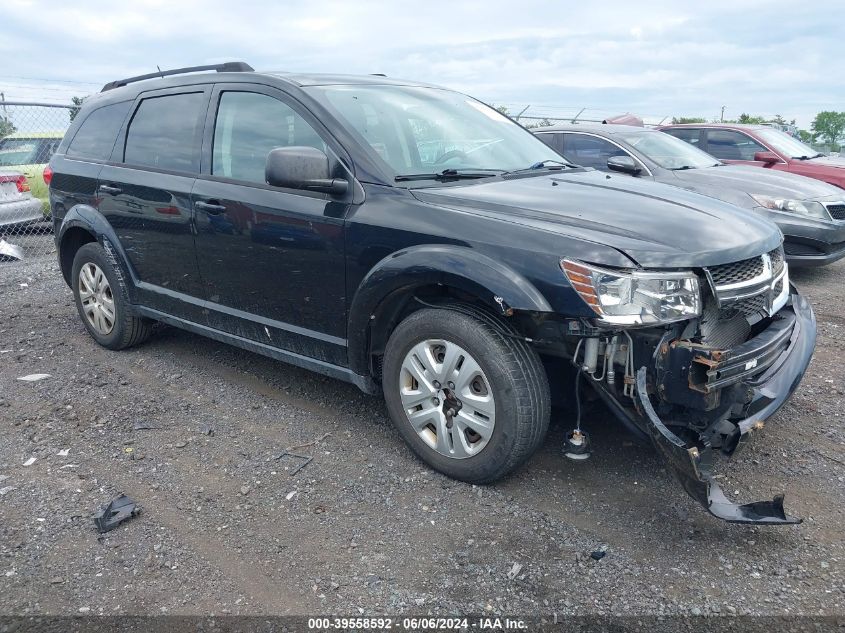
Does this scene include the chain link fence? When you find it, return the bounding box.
[0,101,72,263]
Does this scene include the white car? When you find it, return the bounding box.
[0,170,43,230]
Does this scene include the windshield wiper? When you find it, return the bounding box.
[501,159,577,176]
[669,165,697,171]
[792,153,824,160]
[394,168,502,182]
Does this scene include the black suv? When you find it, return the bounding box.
[49,63,816,524]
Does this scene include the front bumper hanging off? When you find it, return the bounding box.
[635,292,816,525]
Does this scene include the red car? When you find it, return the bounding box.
[659,123,845,190]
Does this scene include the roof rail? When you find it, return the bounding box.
[101,62,254,92]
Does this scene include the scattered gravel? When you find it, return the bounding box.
[0,253,843,616]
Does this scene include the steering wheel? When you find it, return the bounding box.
[434,149,469,165]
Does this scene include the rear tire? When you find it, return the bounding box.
[382,307,550,484]
[71,242,152,350]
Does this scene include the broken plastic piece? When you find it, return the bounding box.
[0,239,24,262]
[17,374,51,382]
[590,550,606,561]
[635,367,801,525]
[92,494,140,533]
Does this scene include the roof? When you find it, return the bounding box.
[660,123,768,130]
[263,72,441,89]
[535,123,655,135]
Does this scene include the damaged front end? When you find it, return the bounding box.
[557,246,816,524]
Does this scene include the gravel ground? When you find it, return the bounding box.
[0,248,843,618]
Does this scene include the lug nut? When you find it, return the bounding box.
[432,397,440,405]
[448,381,455,389]
[433,380,441,390]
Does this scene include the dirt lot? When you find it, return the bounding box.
[1,250,844,617]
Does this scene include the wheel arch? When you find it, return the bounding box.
[57,205,135,290]
[347,244,553,377]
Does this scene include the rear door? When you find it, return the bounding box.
[97,87,209,320]
[191,84,351,365]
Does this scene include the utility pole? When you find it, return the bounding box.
[720,105,726,122]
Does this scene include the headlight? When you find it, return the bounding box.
[749,194,830,220]
[561,259,701,326]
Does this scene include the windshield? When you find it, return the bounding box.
[307,85,561,178]
[617,131,719,170]
[756,128,822,159]
[0,139,39,167]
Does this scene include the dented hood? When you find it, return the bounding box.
[412,170,781,268]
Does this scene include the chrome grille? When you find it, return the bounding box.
[769,248,784,276]
[704,247,788,323]
[708,256,764,286]
[828,204,845,220]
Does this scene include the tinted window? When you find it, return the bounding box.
[705,130,766,161]
[562,134,627,171]
[663,127,702,148]
[536,132,564,153]
[124,92,205,172]
[212,92,326,184]
[67,102,131,161]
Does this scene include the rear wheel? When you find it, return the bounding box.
[71,242,152,350]
[382,307,550,484]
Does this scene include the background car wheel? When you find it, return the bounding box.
[382,307,550,484]
[71,242,152,350]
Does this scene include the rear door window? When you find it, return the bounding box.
[66,101,131,161]
[535,132,564,153]
[562,134,627,171]
[705,129,766,160]
[124,92,206,172]
[212,91,327,185]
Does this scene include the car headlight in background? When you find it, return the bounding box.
[561,259,701,326]
[749,194,830,220]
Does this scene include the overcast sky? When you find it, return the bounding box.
[1,0,843,128]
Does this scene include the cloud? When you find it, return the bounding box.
[0,0,843,127]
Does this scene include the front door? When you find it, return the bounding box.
[97,87,209,321]
[191,86,350,366]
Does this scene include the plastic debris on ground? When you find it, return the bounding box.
[17,374,51,382]
[92,494,141,533]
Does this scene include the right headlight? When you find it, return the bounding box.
[749,194,830,220]
[561,259,701,326]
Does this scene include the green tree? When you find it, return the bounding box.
[671,116,706,124]
[797,129,816,144]
[69,95,87,122]
[0,115,15,138]
[811,111,845,146]
[494,105,510,116]
[737,113,767,124]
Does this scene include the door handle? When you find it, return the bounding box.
[98,184,122,195]
[195,200,227,215]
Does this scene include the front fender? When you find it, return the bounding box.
[346,244,553,375]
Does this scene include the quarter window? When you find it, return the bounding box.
[705,130,766,161]
[66,101,131,161]
[212,92,326,185]
[562,134,627,171]
[124,92,206,172]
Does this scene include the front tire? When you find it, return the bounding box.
[382,307,550,484]
[71,242,152,350]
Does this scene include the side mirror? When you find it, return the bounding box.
[265,146,348,196]
[753,151,780,165]
[607,155,642,175]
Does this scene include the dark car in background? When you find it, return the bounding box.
[660,123,845,190]
[535,124,845,266]
[48,63,815,524]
